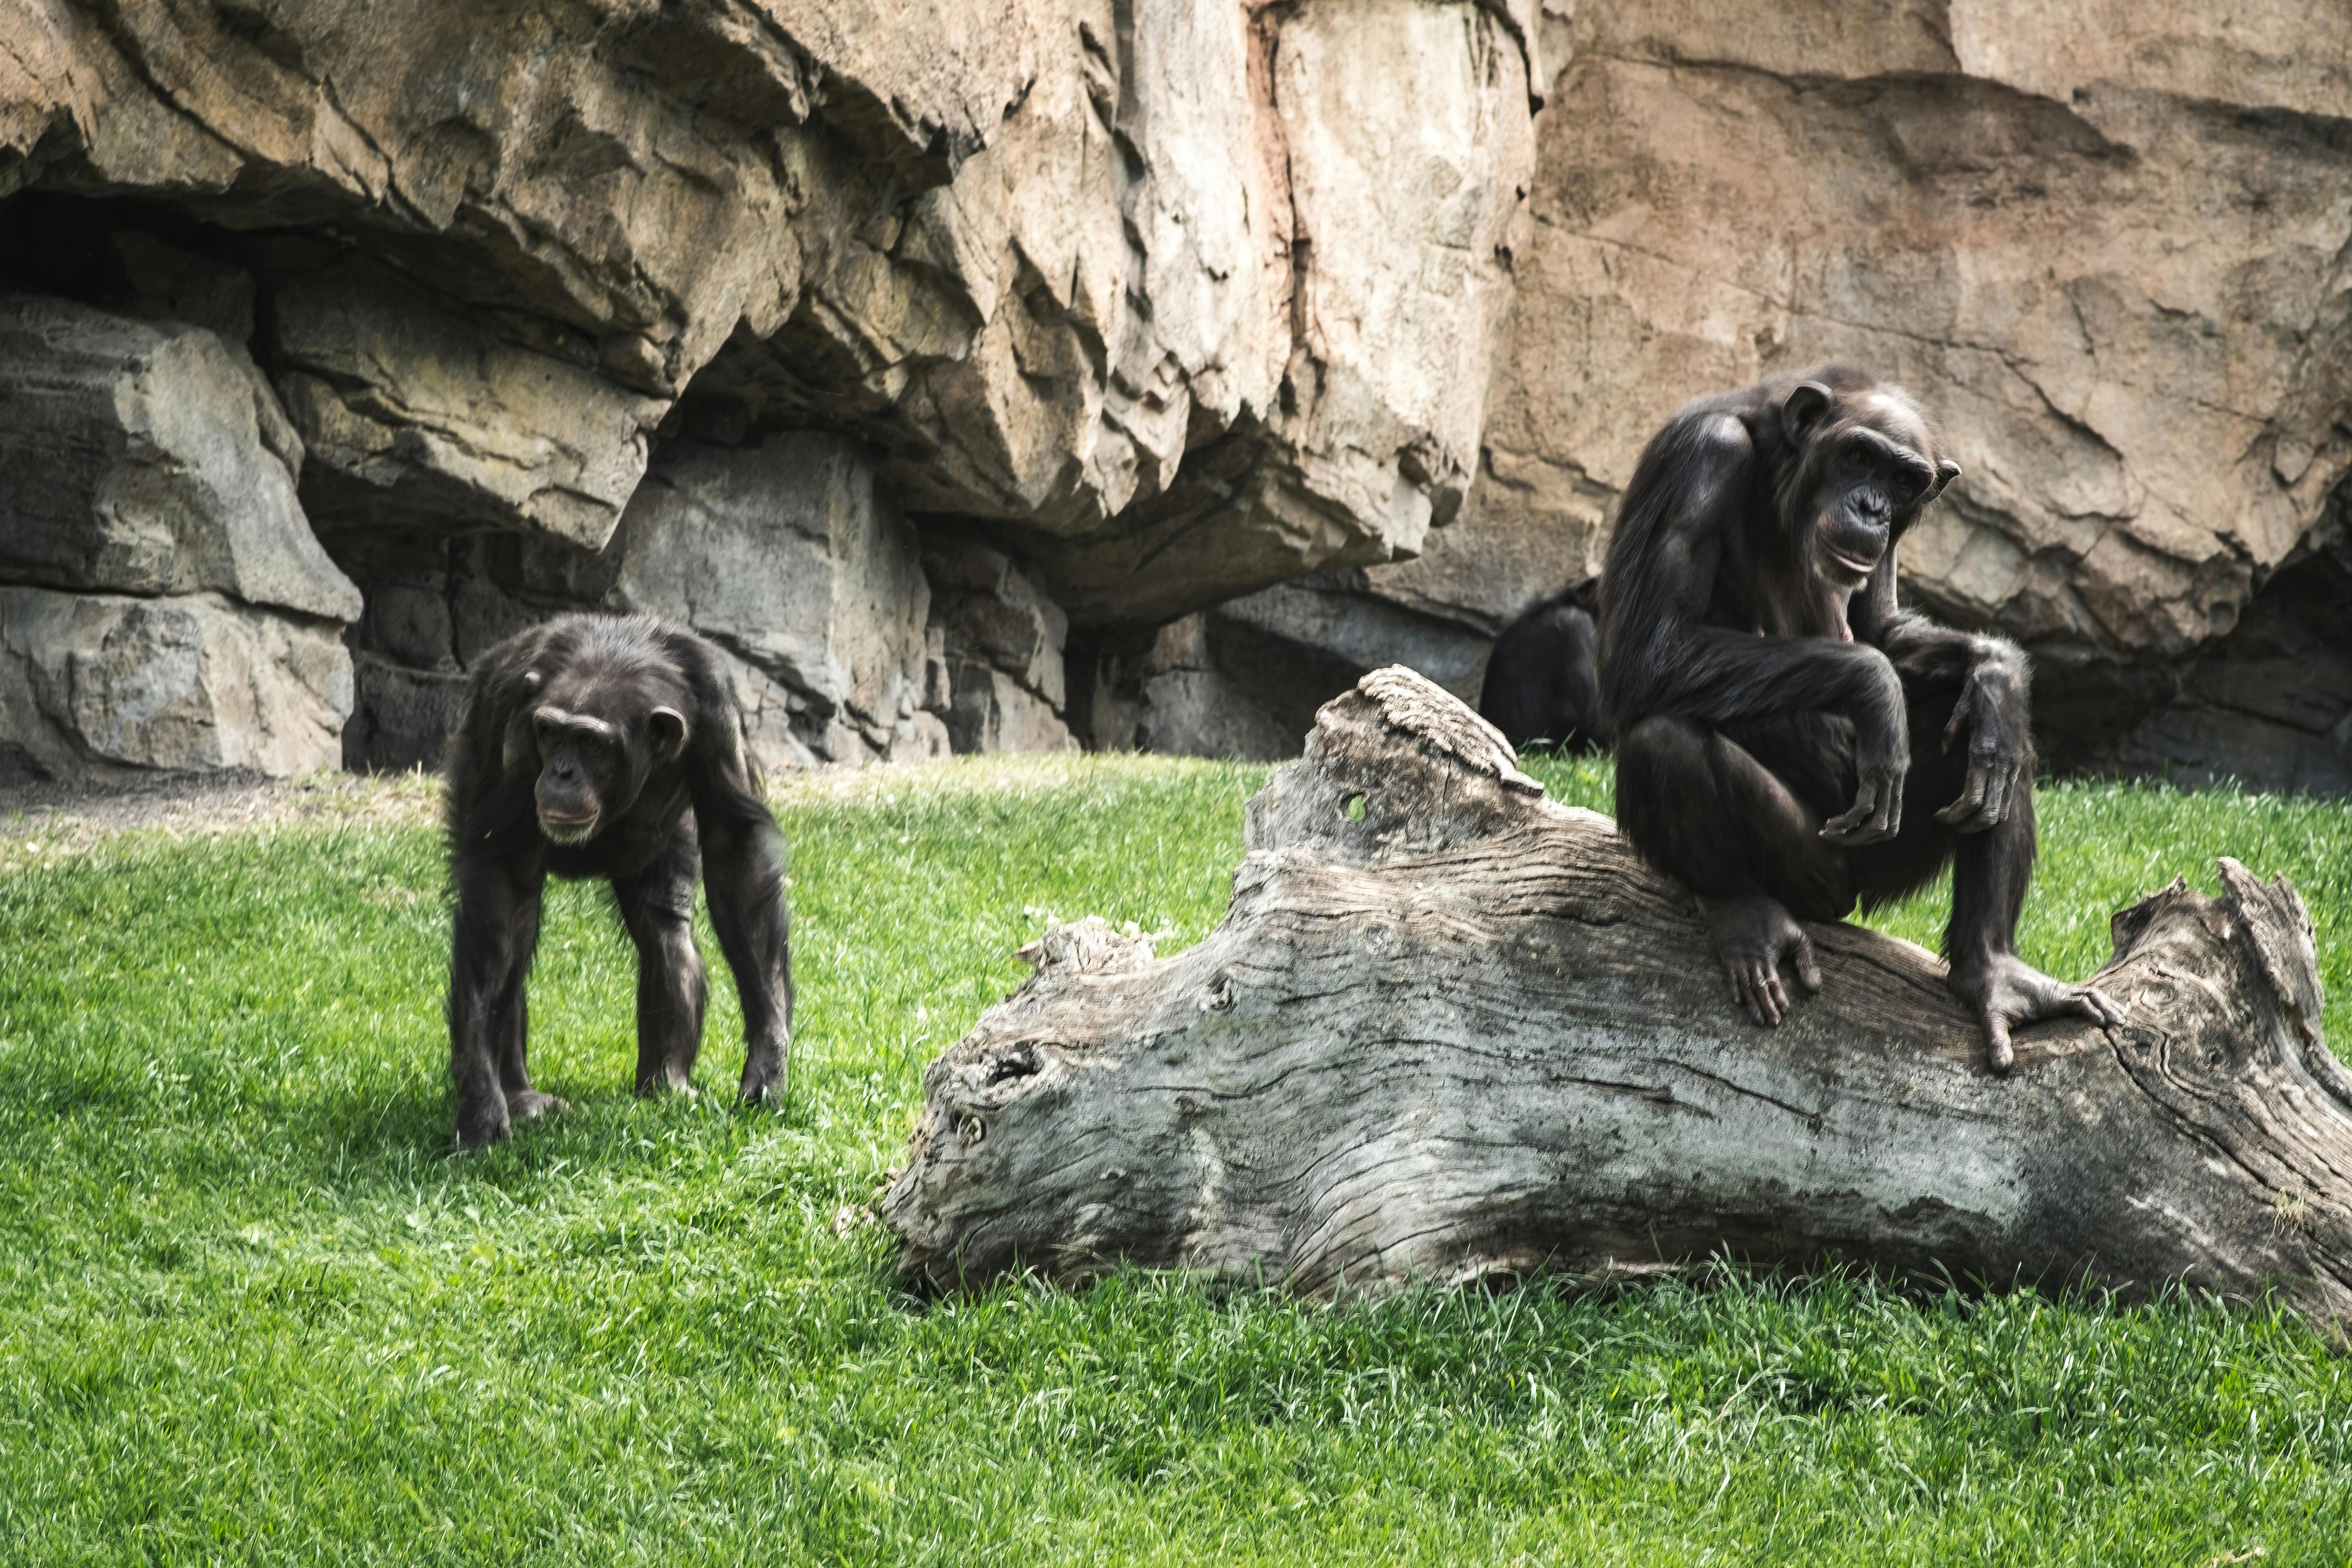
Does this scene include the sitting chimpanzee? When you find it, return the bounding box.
[442,614,792,1149]
[1598,366,2119,1070]
[1479,577,1611,753]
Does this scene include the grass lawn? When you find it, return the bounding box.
[2,753,2350,1565]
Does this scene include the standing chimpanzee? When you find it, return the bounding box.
[442,614,793,1149]
[1598,366,2119,1070]
[1479,577,1611,753]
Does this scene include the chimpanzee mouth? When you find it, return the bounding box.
[540,812,600,845]
[1820,544,1878,583]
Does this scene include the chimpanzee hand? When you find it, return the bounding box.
[1936,659,2028,833]
[1823,661,1908,846]
[1950,952,2124,1073]
[1821,756,1905,845]
[1701,894,1822,1026]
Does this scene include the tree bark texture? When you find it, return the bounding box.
[881,668,2352,1327]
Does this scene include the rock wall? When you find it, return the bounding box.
[0,293,356,777]
[273,257,669,548]
[328,431,954,774]
[923,532,1080,754]
[605,435,949,771]
[0,0,2342,792]
[1075,572,1490,760]
[1263,0,2352,790]
[2102,530,2352,794]
[0,0,1534,779]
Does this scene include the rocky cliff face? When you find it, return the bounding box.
[0,0,2342,791]
[0,293,357,776]
[0,0,1534,777]
[1265,0,2352,788]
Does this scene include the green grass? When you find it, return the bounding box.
[1,753,2349,1566]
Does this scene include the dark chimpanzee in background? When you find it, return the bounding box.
[1478,577,1612,754]
[1598,365,2119,1070]
[443,614,793,1149]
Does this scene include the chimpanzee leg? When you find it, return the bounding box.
[1892,677,2122,1070]
[490,894,539,1095]
[490,895,535,1094]
[695,788,794,1104]
[449,854,547,1150]
[1617,714,1856,1026]
[487,891,566,1124]
[1947,784,2032,967]
[613,820,709,1095]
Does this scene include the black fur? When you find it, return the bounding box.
[1595,366,2117,1066]
[1479,578,1611,753]
[443,614,793,1148]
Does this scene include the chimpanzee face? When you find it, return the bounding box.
[1781,382,1961,592]
[517,668,690,846]
[532,707,627,845]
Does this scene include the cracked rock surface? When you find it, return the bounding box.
[2,0,2342,788]
[0,0,1535,778]
[1343,0,2352,784]
[1,0,1533,621]
[0,294,357,779]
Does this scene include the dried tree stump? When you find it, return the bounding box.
[882,667,2352,1327]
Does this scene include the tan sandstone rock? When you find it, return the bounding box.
[605,434,947,772]
[0,588,353,778]
[0,294,359,623]
[5,0,2336,787]
[1313,0,2352,779]
[273,260,669,550]
[0,0,1534,622]
[0,293,359,781]
[922,533,1078,753]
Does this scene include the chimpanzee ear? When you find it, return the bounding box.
[649,706,690,760]
[1929,459,1962,499]
[1780,382,1833,444]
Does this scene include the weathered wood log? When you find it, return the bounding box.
[882,667,2352,1327]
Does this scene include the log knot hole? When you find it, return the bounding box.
[984,1042,1041,1086]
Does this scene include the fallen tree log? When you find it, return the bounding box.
[881,667,2352,1328]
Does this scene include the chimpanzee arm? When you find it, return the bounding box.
[448,842,546,1149]
[1600,412,1912,842]
[688,739,793,1104]
[1851,554,2032,833]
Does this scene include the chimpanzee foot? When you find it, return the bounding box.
[1700,894,1823,1027]
[1949,952,2124,1074]
[506,1089,569,1123]
[454,1102,510,1152]
[635,1066,698,1099]
[739,1046,788,1105]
